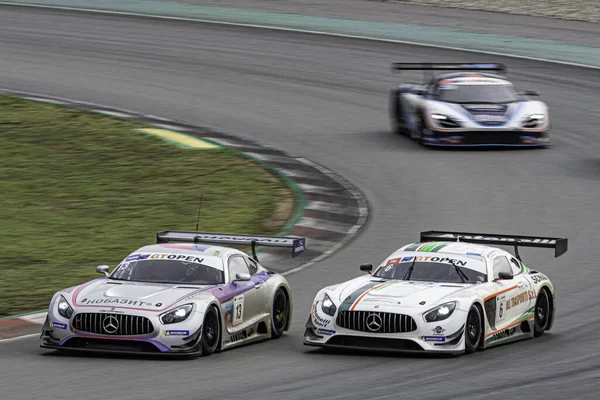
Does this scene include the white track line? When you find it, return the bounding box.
[0,2,598,70]
[0,333,39,343]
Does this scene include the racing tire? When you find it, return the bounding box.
[533,288,551,337]
[409,109,425,142]
[201,305,220,356]
[465,304,482,354]
[271,288,290,339]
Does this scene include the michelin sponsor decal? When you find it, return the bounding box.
[163,330,190,336]
[317,329,336,336]
[50,321,67,330]
[420,336,446,342]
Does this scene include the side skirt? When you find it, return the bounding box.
[221,315,272,351]
[483,318,534,349]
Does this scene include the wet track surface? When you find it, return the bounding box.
[1,6,600,400]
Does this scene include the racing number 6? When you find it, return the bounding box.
[496,295,507,323]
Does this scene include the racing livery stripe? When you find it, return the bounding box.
[430,242,450,252]
[349,280,401,311]
[403,243,422,251]
[416,243,429,252]
[370,280,401,292]
[483,285,518,303]
[338,281,388,313]
[484,312,535,340]
[72,271,273,312]
[404,242,450,252]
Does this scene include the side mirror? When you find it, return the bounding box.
[234,272,252,282]
[522,90,539,96]
[360,264,373,274]
[96,265,110,277]
[497,271,514,280]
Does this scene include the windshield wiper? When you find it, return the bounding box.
[403,257,418,281]
[451,262,469,283]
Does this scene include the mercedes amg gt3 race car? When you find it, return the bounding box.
[41,231,306,357]
[304,231,566,355]
[389,63,550,147]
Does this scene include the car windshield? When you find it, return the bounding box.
[110,257,224,285]
[374,256,487,283]
[436,83,518,104]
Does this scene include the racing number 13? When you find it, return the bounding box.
[233,295,244,326]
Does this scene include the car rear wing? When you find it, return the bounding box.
[156,230,306,261]
[419,230,567,260]
[391,63,507,82]
[391,63,506,72]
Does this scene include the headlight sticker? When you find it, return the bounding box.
[311,303,331,327]
[432,326,446,335]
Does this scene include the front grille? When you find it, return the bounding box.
[73,313,154,335]
[327,335,424,351]
[62,337,161,353]
[336,311,417,333]
[460,131,533,144]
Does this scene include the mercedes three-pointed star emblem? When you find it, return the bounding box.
[102,315,119,334]
[366,313,382,332]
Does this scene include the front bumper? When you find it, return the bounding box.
[422,129,551,147]
[40,309,204,356]
[303,308,467,355]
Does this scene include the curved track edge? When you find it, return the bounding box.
[0,1,599,69]
[0,88,369,338]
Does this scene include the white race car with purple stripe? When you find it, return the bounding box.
[389,63,550,147]
[304,230,566,355]
[41,231,305,357]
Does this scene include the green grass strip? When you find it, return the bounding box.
[0,95,296,317]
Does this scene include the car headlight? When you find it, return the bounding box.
[160,304,193,325]
[321,293,337,317]
[431,114,461,128]
[57,295,73,319]
[423,301,457,323]
[522,114,545,128]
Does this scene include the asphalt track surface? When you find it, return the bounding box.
[1,6,600,400]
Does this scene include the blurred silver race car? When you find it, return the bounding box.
[41,231,305,357]
[389,63,550,147]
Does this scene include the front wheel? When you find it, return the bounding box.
[534,289,551,337]
[271,288,290,339]
[465,305,482,354]
[201,306,220,356]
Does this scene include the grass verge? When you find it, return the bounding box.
[0,95,294,317]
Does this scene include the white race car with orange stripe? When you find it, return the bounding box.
[389,63,550,147]
[304,230,567,355]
